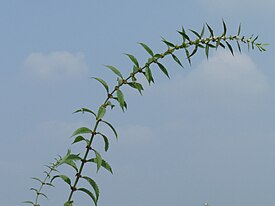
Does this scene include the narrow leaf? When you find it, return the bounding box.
[31,177,43,184]
[102,120,118,139]
[97,132,109,152]
[87,158,113,174]
[205,44,210,59]
[226,41,234,55]
[188,45,198,58]
[189,29,201,38]
[72,136,86,144]
[200,25,205,37]
[51,175,71,186]
[104,65,123,79]
[93,149,102,172]
[177,26,190,41]
[125,53,139,67]
[77,188,97,206]
[145,66,154,84]
[127,82,144,95]
[237,23,241,36]
[157,63,169,78]
[22,201,35,205]
[236,41,241,53]
[91,77,109,93]
[185,48,191,65]
[71,127,92,137]
[139,42,154,56]
[73,108,96,117]
[97,105,106,120]
[161,37,175,47]
[116,89,125,111]
[222,19,227,36]
[82,176,100,200]
[171,54,183,68]
[206,23,214,37]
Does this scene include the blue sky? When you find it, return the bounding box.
[1,1,275,206]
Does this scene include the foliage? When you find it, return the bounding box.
[24,21,267,205]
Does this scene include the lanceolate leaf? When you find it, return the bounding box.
[145,66,154,84]
[200,25,205,37]
[73,108,96,117]
[51,175,71,186]
[189,29,201,38]
[188,45,198,58]
[97,132,109,152]
[87,158,113,174]
[22,201,35,205]
[237,23,241,36]
[206,23,214,37]
[92,149,102,172]
[161,37,175,47]
[125,53,139,67]
[31,177,43,184]
[104,65,123,79]
[97,105,106,120]
[77,188,97,206]
[101,120,118,139]
[222,19,227,36]
[236,40,242,53]
[81,176,100,200]
[157,62,170,78]
[139,42,154,56]
[116,89,125,111]
[205,44,210,59]
[171,54,183,68]
[71,127,92,137]
[91,77,109,93]
[177,26,190,41]
[127,82,144,95]
[226,41,234,55]
[72,136,86,144]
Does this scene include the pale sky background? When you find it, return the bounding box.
[1,1,275,206]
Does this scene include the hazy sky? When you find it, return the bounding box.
[1,1,275,206]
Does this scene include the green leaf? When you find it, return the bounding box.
[38,192,48,199]
[72,136,86,144]
[127,82,144,95]
[188,45,198,58]
[139,42,154,56]
[171,54,183,68]
[91,77,109,93]
[104,65,123,79]
[222,19,227,36]
[77,188,97,206]
[31,177,43,184]
[101,120,118,139]
[157,63,169,78]
[22,200,35,205]
[189,29,201,38]
[82,176,100,200]
[185,48,191,65]
[200,25,205,37]
[226,41,234,55]
[97,132,109,152]
[116,89,125,111]
[71,127,92,137]
[87,158,113,174]
[145,66,154,84]
[73,108,96,117]
[236,41,241,53]
[125,53,139,67]
[161,37,175,47]
[237,23,241,36]
[206,23,214,37]
[97,105,106,120]
[51,175,71,186]
[93,149,102,172]
[64,201,74,206]
[177,26,190,41]
[205,44,210,59]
